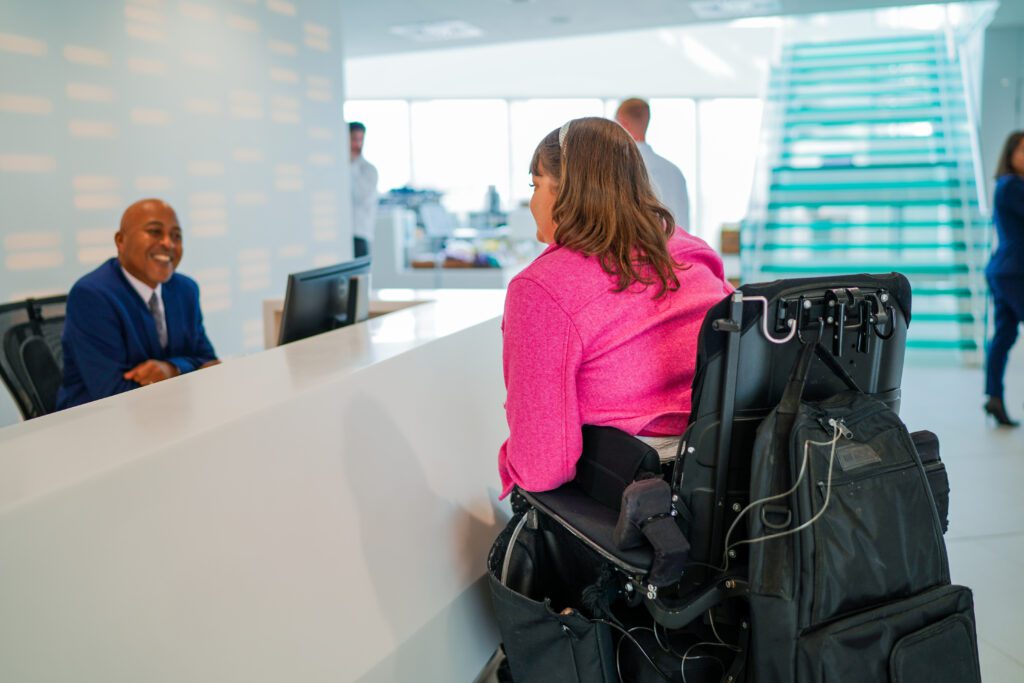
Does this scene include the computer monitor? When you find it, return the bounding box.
[278,256,372,345]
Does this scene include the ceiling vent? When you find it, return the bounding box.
[690,0,782,20]
[389,20,485,42]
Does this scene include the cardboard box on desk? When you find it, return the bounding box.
[720,223,741,255]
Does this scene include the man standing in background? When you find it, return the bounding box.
[616,98,691,231]
[349,121,379,258]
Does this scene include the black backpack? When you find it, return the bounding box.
[745,341,981,682]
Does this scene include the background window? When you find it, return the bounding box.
[344,96,766,253]
[508,99,605,207]
[696,98,764,244]
[409,99,510,215]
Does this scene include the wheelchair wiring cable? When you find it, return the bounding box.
[653,620,670,654]
[716,420,834,571]
[680,641,730,683]
[600,620,673,682]
[707,609,740,653]
[610,619,735,683]
[725,420,845,563]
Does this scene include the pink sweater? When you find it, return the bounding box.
[498,230,733,497]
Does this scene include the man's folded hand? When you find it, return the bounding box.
[124,359,180,386]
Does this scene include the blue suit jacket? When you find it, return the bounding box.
[56,258,217,410]
[988,174,1024,277]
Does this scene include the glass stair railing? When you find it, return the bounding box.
[743,33,989,356]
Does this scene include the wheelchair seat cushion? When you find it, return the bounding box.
[522,484,654,576]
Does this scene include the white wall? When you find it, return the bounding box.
[980,25,1024,199]
[0,0,353,358]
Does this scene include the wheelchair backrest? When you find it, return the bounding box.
[676,273,910,572]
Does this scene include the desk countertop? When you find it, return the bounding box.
[0,288,509,682]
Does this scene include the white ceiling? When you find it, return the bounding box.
[339,0,971,57]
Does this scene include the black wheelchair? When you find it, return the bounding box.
[488,274,976,683]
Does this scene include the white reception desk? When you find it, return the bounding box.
[0,290,510,682]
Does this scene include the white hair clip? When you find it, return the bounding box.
[558,120,571,149]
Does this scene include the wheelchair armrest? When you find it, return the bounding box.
[518,484,654,576]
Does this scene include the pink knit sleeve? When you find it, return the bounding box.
[498,277,584,498]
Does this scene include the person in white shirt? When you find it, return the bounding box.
[349,121,379,257]
[615,98,691,231]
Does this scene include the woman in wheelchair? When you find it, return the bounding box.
[498,117,732,497]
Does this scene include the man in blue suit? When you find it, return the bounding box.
[57,198,218,410]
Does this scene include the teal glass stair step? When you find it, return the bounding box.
[786,113,962,126]
[784,98,963,112]
[912,286,973,297]
[779,87,944,99]
[783,47,942,63]
[770,179,960,191]
[758,263,969,274]
[786,103,950,116]
[781,129,950,139]
[914,312,977,323]
[779,148,954,159]
[783,55,946,70]
[776,73,954,87]
[781,133,956,143]
[788,58,942,74]
[767,199,977,207]
[761,242,969,251]
[763,220,970,230]
[906,338,979,350]
[787,35,945,51]
[778,62,957,76]
[780,82,946,94]
[778,149,974,162]
[784,115,963,127]
[772,161,958,172]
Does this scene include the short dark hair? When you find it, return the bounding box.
[349,121,366,134]
[995,130,1024,178]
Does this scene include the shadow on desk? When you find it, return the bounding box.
[339,392,506,678]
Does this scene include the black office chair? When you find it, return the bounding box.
[489,274,972,683]
[0,295,67,419]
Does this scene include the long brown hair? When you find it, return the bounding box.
[529,117,684,297]
[995,130,1024,178]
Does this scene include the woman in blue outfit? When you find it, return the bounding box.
[984,131,1024,426]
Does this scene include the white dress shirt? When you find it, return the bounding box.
[121,266,167,349]
[637,141,690,231]
[350,155,379,242]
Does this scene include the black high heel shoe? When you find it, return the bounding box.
[984,397,1020,427]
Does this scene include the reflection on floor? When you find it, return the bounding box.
[901,348,1024,682]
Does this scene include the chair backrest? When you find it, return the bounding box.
[675,273,911,571]
[0,296,68,420]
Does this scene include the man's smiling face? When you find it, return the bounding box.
[115,199,183,288]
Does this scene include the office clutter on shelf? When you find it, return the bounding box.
[380,185,537,270]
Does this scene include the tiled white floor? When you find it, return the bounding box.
[900,347,1024,682]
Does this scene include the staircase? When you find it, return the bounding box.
[742,33,989,356]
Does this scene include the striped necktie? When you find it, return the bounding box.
[148,292,168,349]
